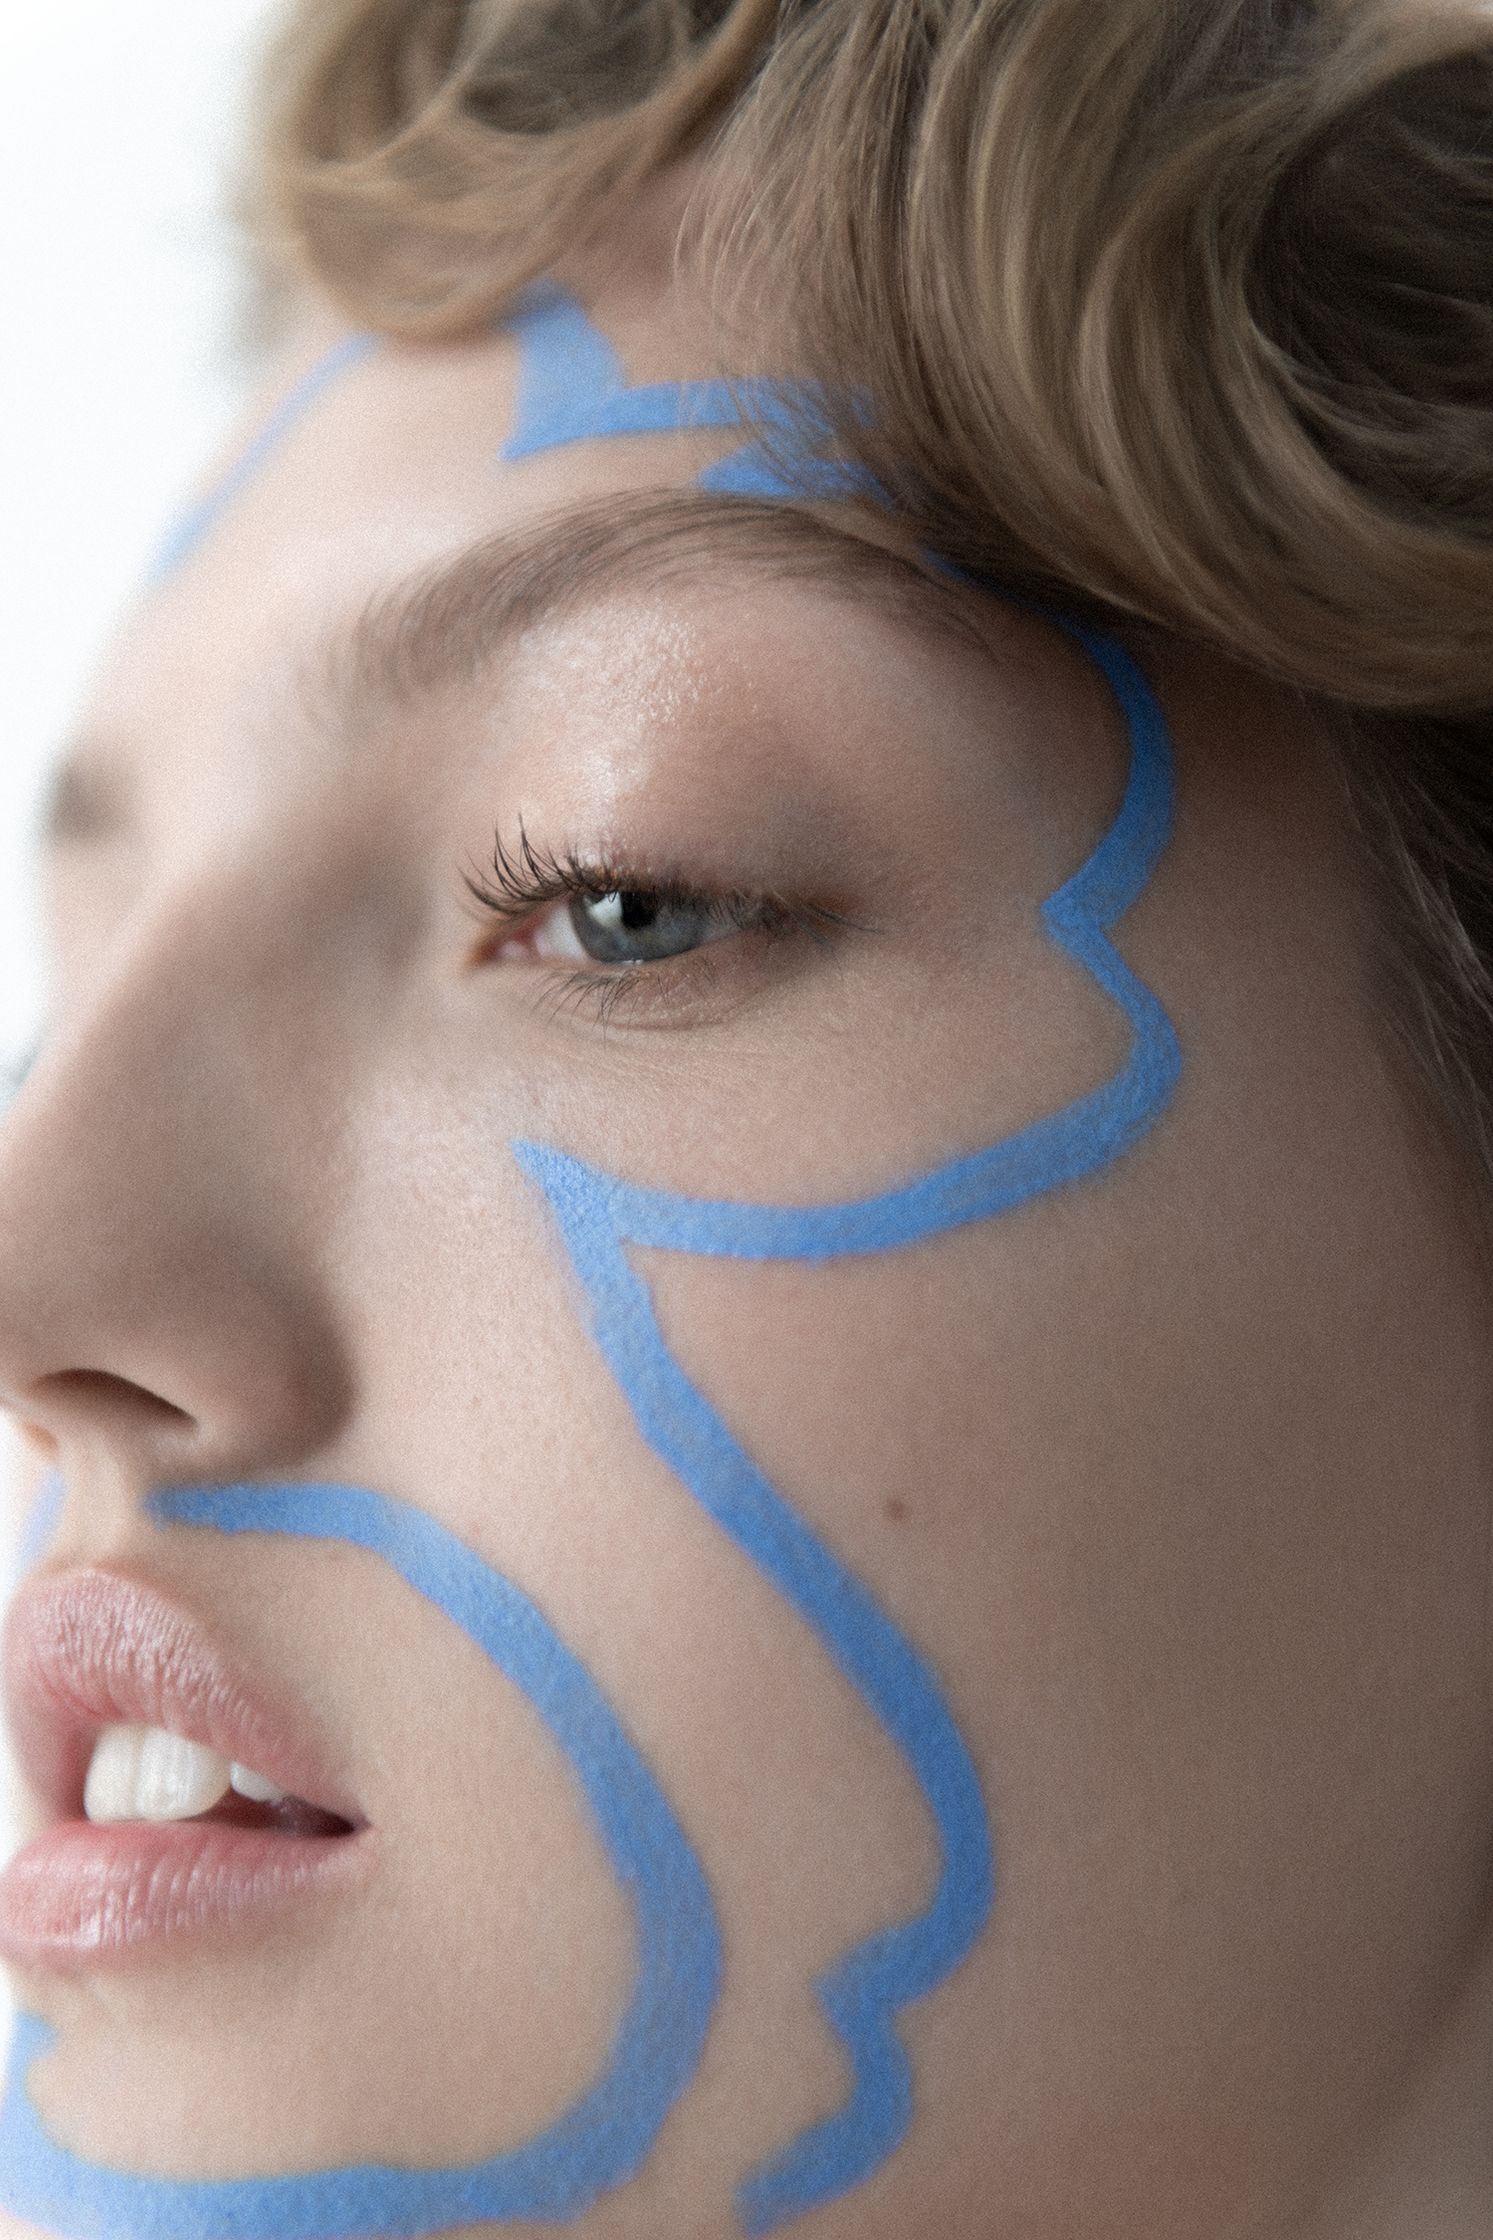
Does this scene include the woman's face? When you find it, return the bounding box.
[0,225,1490,2240]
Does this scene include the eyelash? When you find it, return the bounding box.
[463,824,846,1026]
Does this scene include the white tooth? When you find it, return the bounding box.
[135,1730,233,1822]
[230,1763,288,1807]
[83,1724,232,1824]
[83,1725,144,1824]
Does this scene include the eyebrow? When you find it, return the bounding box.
[333,491,989,716]
[45,495,985,854]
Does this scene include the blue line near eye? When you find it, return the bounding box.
[519,630,1177,1270]
[512,626,1179,2234]
[0,1483,722,2240]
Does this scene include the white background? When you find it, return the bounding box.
[0,0,282,1066]
[0,0,285,2014]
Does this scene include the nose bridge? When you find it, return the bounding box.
[0,876,351,1484]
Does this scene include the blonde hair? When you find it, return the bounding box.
[251,0,1493,1183]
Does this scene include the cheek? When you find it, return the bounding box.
[44,858,142,1021]
[339,1019,1491,1931]
[295,910,1492,2231]
[648,1133,1492,2139]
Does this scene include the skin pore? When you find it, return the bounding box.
[0,202,1491,2240]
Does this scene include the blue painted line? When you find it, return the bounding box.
[149,279,873,593]
[517,632,1178,1269]
[15,1470,64,1579]
[0,1482,721,2239]
[516,1184,992,2233]
[11,280,1186,2239]
[0,621,1180,2239]
[501,285,880,505]
[150,333,377,583]
[510,628,1178,2231]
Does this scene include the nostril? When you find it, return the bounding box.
[30,1371,195,1434]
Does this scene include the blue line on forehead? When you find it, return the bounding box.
[152,280,875,585]
[500,283,874,502]
[150,333,377,582]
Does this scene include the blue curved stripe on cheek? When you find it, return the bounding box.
[511,627,1179,2233]
[0,1482,722,2240]
[0,615,1180,2238]
[513,1172,995,2235]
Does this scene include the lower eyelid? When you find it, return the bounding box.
[530,952,722,1031]
[522,917,799,1033]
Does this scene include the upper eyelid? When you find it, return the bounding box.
[462,824,763,926]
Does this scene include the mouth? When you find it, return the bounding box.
[0,1567,368,1970]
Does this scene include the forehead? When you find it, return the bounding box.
[75,260,1058,793]
[60,300,1053,862]
[99,307,742,728]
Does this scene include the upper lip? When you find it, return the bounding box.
[4,1566,363,1832]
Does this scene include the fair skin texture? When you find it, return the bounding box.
[1,203,1492,2240]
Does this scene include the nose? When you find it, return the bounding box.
[0,898,350,1521]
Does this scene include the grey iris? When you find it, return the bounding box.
[570,891,721,964]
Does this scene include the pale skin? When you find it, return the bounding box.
[0,200,1492,2240]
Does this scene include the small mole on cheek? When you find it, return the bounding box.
[885,1497,909,1524]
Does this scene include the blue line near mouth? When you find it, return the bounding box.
[15,1470,65,1579]
[0,1482,721,2240]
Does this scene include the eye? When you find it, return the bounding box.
[532,889,739,967]
[462,828,858,1027]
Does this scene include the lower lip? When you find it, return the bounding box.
[0,1821,365,1969]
